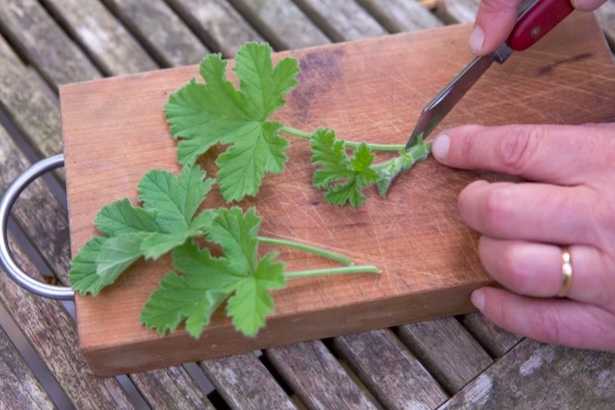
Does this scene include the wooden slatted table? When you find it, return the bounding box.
[0,1,614,408]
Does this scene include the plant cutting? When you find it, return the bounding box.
[69,42,432,338]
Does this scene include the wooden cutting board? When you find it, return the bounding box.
[61,13,615,376]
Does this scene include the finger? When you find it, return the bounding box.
[431,124,614,185]
[458,180,597,245]
[470,0,524,55]
[472,287,615,351]
[571,0,608,11]
[478,237,614,306]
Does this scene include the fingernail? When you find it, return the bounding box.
[431,134,450,160]
[468,26,485,54]
[471,289,486,311]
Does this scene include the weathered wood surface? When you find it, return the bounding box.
[0,0,100,87]
[227,0,330,49]
[267,341,378,409]
[167,0,264,56]
[40,0,157,75]
[1,0,615,408]
[441,340,615,409]
[0,325,55,410]
[200,353,297,409]
[60,13,615,376]
[358,0,444,32]
[398,318,492,393]
[334,329,448,410]
[293,0,388,42]
[435,0,479,24]
[459,313,522,358]
[101,0,210,67]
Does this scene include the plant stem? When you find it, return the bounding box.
[280,126,404,152]
[285,265,380,279]
[258,236,353,266]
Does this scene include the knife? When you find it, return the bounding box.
[404,0,575,149]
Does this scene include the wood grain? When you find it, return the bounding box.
[293,0,388,42]
[397,318,492,393]
[101,0,211,68]
[440,341,615,409]
[60,14,615,375]
[167,0,264,56]
[40,0,157,76]
[228,0,330,49]
[266,341,378,409]
[0,326,55,410]
[357,0,444,32]
[200,353,297,409]
[0,0,101,87]
[333,329,448,410]
[459,313,522,358]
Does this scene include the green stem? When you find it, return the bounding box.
[258,236,353,266]
[285,265,380,279]
[280,126,404,152]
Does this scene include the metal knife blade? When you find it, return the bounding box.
[404,43,513,150]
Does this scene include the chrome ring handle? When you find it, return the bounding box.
[0,154,74,300]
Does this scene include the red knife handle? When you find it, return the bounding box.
[508,0,574,51]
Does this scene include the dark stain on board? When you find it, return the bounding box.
[538,53,592,75]
[289,47,345,125]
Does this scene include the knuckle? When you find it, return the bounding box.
[499,247,529,291]
[481,186,514,233]
[494,127,540,175]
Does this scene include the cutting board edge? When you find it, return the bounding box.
[80,279,490,376]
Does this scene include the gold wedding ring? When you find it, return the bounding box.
[557,246,573,298]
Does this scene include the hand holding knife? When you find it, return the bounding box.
[405,0,575,149]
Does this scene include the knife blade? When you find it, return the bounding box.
[404,0,575,150]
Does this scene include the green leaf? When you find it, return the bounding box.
[141,207,286,338]
[205,207,261,273]
[69,236,107,295]
[138,165,214,231]
[96,233,146,285]
[311,128,380,207]
[226,253,285,337]
[95,199,159,237]
[140,270,228,338]
[164,42,299,202]
[70,164,216,296]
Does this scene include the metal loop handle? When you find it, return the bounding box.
[0,154,74,300]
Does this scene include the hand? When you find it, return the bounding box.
[468,0,608,55]
[431,123,615,351]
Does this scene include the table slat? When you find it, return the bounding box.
[334,329,448,410]
[266,341,378,410]
[39,0,157,75]
[441,340,615,409]
[435,0,479,24]
[101,0,210,67]
[293,0,387,42]
[167,0,264,56]
[129,367,215,409]
[0,0,101,87]
[459,313,522,358]
[358,0,444,32]
[228,0,330,49]
[200,353,297,410]
[0,325,55,410]
[398,317,493,393]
